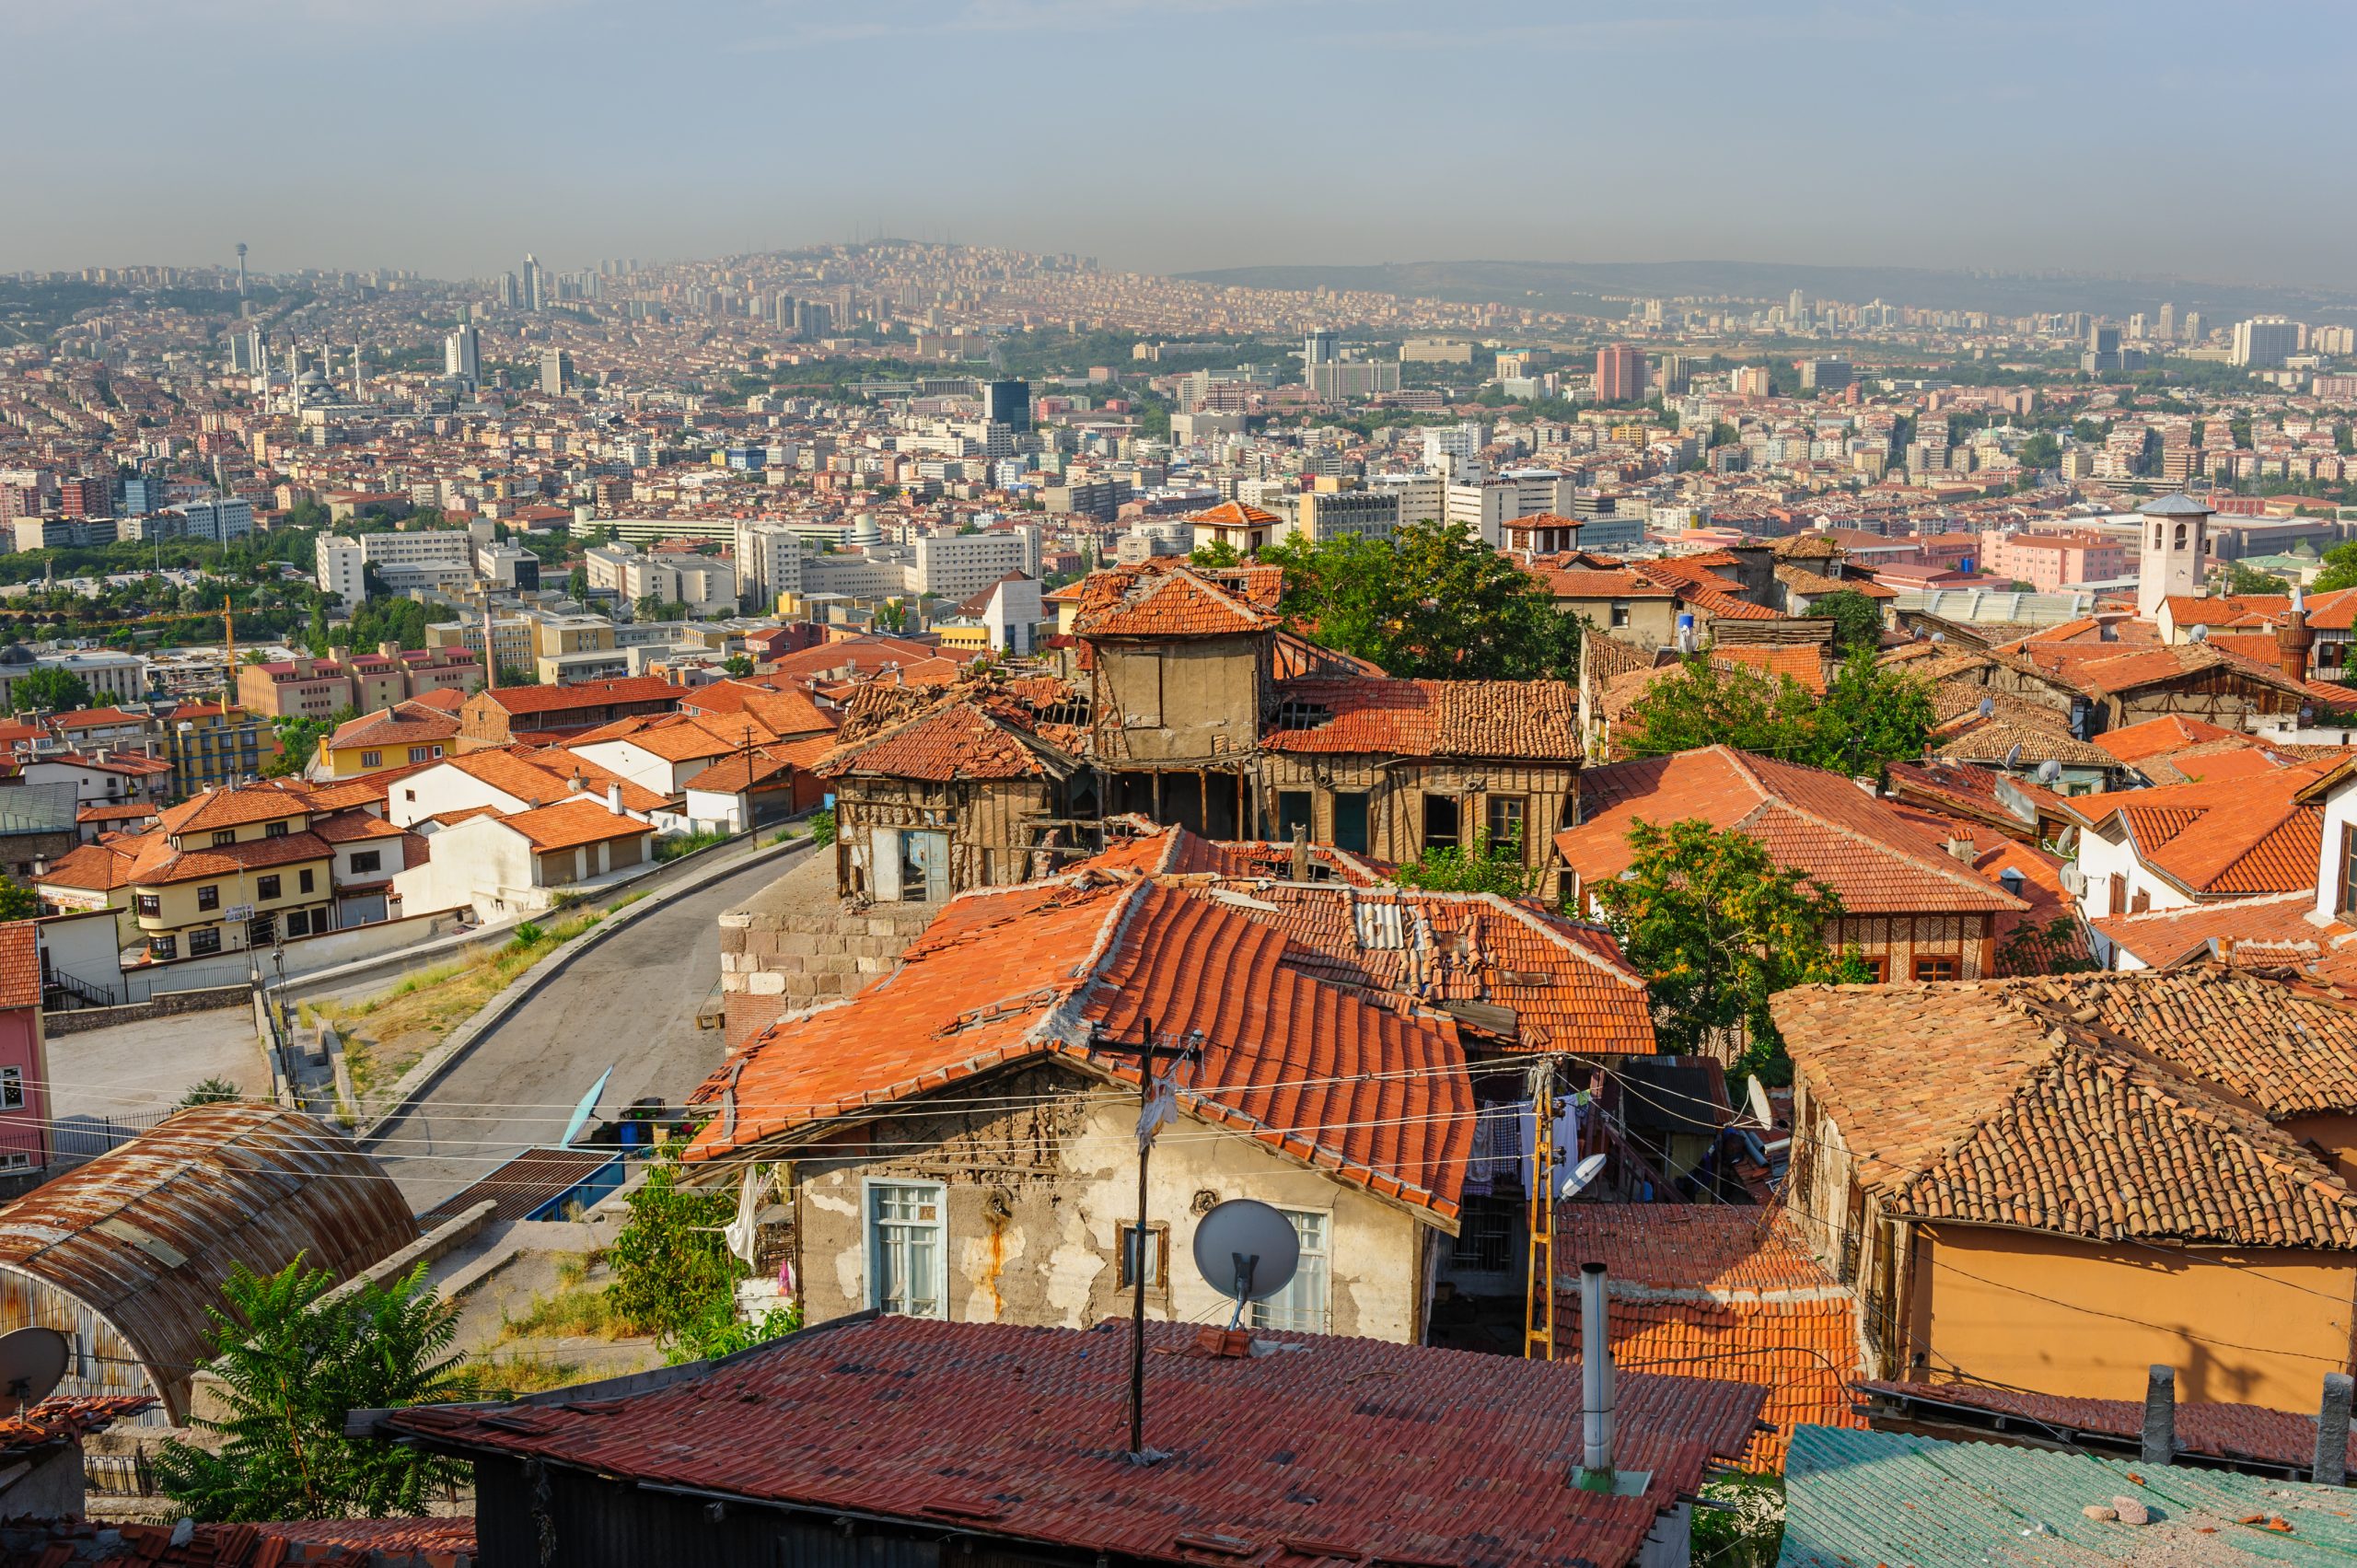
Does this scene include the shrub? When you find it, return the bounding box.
[808,807,836,848]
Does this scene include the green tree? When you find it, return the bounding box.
[2014,431,2061,469]
[1804,589,1884,653]
[12,666,90,713]
[1261,519,1579,679]
[1190,539,1241,568]
[155,1260,472,1522]
[1395,828,1534,898]
[1811,648,1936,778]
[1615,649,1932,779]
[263,715,331,777]
[604,1156,746,1345]
[0,881,35,923]
[2316,540,2357,594]
[566,565,591,599]
[1589,818,1869,1079]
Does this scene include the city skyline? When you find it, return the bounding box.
[6,0,2352,289]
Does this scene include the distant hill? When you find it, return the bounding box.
[1177,259,2357,326]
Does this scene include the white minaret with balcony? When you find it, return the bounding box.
[2137,494,2212,619]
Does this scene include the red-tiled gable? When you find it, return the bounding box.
[2132,737,2301,787]
[2091,713,2245,765]
[2014,638,2314,701]
[155,783,304,837]
[123,825,332,887]
[2094,890,2351,974]
[2300,585,2357,631]
[2077,761,2333,898]
[499,797,655,853]
[37,840,137,891]
[1539,567,1677,598]
[49,706,149,730]
[1554,1205,1861,1470]
[309,807,408,845]
[2161,593,2293,625]
[1188,498,1279,528]
[1193,883,1655,1053]
[478,674,680,716]
[325,704,459,750]
[818,694,1078,783]
[389,1316,1765,1568]
[1073,563,1281,639]
[1560,747,2026,915]
[1859,1378,2357,1473]
[1635,558,1782,621]
[0,923,35,1010]
[403,685,470,712]
[689,879,1476,1216]
[1772,981,2357,1248]
[1263,678,1582,761]
[679,679,838,737]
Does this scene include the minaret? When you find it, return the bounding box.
[2136,494,2212,621]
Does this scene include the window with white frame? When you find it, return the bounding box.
[0,1068,24,1110]
[866,1180,945,1318]
[1249,1208,1330,1333]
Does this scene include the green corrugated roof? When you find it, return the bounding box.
[1781,1424,2357,1567]
[0,784,79,835]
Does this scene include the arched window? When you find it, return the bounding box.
[2153,524,2164,548]
[2174,523,2188,549]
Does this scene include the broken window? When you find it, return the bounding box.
[866,1180,945,1319]
[1422,794,1461,853]
[1275,791,1313,843]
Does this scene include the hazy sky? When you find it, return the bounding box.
[6,0,2351,289]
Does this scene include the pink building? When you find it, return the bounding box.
[0,924,49,1176]
[1977,529,2130,592]
[1596,344,1646,402]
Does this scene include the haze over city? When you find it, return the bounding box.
[8,0,2354,288]
[6,6,2357,1565]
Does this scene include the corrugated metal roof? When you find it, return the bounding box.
[1781,1423,2357,1568]
[0,1104,415,1422]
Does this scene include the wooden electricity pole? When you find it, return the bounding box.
[1524,1055,1558,1361]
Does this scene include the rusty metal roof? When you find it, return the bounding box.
[0,1104,415,1421]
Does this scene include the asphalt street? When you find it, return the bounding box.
[371,843,807,1210]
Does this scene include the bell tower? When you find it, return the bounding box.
[2137,494,2212,619]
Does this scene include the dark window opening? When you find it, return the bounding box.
[1422,794,1461,853]
[1275,791,1313,843]
[1330,792,1370,854]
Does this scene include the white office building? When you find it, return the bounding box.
[908,526,1043,602]
[732,520,808,610]
[314,529,475,604]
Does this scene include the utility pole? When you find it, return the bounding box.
[1524,1054,1559,1361]
[1090,1015,1199,1460]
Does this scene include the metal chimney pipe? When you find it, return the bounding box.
[2317,1373,2351,1486]
[2142,1365,2176,1467]
[1578,1261,1614,1487]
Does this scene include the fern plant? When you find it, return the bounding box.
[156,1259,475,1522]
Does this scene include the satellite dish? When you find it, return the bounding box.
[1978,696,1994,719]
[1191,1200,1299,1325]
[0,1328,68,1411]
[2004,743,2025,769]
[1560,1152,1608,1199]
[2037,758,2064,784]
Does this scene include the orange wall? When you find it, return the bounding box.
[2284,1111,2357,1187]
[1914,1224,2357,1410]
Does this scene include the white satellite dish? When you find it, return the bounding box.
[1560,1153,1608,1200]
[1191,1200,1299,1326]
[2037,758,2063,784]
[0,1328,68,1411]
[1978,696,1994,718]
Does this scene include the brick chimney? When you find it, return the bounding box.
[2280,587,2316,686]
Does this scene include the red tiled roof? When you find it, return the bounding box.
[1773,979,2357,1248]
[477,675,680,716]
[1073,563,1282,639]
[388,1315,1766,1568]
[818,692,1079,783]
[2075,761,2334,898]
[1555,1205,1861,1470]
[2091,714,2245,765]
[1187,498,1280,528]
[689,878,1476,1216]
[154,783,304,837]
[1560,747,2026,915]
[497,797,655,853]
[1262,678,1582,761]
[2093,890,2351,974]
[0,923,35,1011]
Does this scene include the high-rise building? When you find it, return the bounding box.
[57,477,108,518]
[444,321,481,385]
[1798,357,1852,391]
[498,273,519,309]
[2183,312,2204,343]
[2230,317,2301,368]
[227,327,264,375]
[2128,313,2148,341]
[980,379,1032,435]
[1304,330,1339,368]
[539,348,574,396]
[1595,343,1646,402]
[1787,288,1807,326]
[2157,302,2177,342]
[522,253,544,313]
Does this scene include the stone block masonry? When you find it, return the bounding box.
[717,854,935,1051]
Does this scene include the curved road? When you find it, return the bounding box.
[372,844,808,1210]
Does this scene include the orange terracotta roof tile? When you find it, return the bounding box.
[1262,678,1582,761]
[688,879,1475,1216]
[1072,563,1282,639]
[497,797,654,852]
[1560,747,2026,915]
[0,922,35,1011]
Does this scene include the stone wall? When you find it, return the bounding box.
[716,853,934,1051]
[44,984,250,1036]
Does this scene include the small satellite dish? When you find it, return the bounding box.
[2037,758,2064,784]
[2004,742,2025,769]
[1978,696,1994,719]
[1560,1152,1608,1199]
[0,1328,68,1411]
[1191,1200,1299,1325]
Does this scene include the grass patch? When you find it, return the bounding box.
[607,890,646,912]
[322,909,608,1097]
[656,828,729,863]
[493,1283,630,1346]
[469,1353,586,1397]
